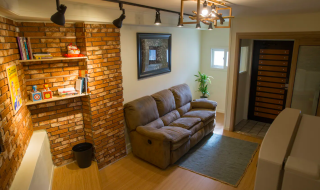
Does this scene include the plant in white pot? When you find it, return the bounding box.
[195,71,213,99]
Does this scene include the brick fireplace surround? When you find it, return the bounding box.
[0,16,126,190]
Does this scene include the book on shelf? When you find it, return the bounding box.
[33,53,53,60]
[58,88,78,96]
[26,37,33,60]
[76,77,89,94]
[17,37,33,60]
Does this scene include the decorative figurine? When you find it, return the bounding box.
[30,85,42,102]
[42,84,53,100]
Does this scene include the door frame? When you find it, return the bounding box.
[230,32,320,131]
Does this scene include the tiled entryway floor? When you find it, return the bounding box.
[234,120,271,138]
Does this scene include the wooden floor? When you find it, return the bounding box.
[52,161,102,190]
[100,112,262,190]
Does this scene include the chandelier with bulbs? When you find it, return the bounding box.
[180,0,234,29]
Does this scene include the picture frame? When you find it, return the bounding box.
[137,33,172,79]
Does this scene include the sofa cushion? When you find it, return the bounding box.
[171,136,190,150]
[169,117,201,130]
[161,110,180,126]
[144,118,164,129]
[177,102,191,117]
[169,84,192,108]
[183,109,216,122]
[191,99,217,110]
[152,90,176,117]
[124,96,159,132]
[136,125,191,143]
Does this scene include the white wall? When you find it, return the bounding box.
[11,130,54,190]
[121,25,201,103]
[225,12,320,130]
[121,25,201,151]
[200,29,230,113]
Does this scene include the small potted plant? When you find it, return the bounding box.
[195,71,213,99]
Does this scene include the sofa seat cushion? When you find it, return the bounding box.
[136,125,191,143]
[171,136,190,150]
[169,118,201,130]
[182,109,216,122]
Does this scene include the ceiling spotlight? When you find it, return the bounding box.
[196,23,201,29]
[155,10,161,25]
[113,3,126,28]
[208,23,213,30]
[177,15,183,27]
[202,1,208,16]
[51,0,67,26]
[211,4,217,13]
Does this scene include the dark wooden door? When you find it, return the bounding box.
[248,40,294,123]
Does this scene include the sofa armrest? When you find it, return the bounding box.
[136,126,191,143]
[191,99,217,110]
[285,156,320,180]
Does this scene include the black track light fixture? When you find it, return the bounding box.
[113,3,126,28]
[177,15,183,27]
[154,10,161,25]
[196,23,201,29]
[208,23,213,30]
[51,0,67,26]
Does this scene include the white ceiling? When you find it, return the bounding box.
[65,0,320,16]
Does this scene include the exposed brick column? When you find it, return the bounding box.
[85,24,126,169]
[0,17,33,190]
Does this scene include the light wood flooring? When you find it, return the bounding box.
[52,161,102,190]
[99,112,263,190]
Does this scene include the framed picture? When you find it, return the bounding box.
[137,33,172,79]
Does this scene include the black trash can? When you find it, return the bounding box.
[72,143,93,168]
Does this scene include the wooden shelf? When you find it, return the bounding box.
[26,94,89,106]
[19,56,88,63]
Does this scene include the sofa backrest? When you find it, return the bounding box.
[169,83,192,108]
[151,89,176,117]
[124,96,159,132]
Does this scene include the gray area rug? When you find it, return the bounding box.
[176,133,259,187]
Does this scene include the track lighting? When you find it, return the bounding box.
[208,23,213,30]
[177,15,183,27]
[154,10,161,25]
[201,1,208,16]
[196,23,201,29]
[51,0,67,26]
[113,3,126,28]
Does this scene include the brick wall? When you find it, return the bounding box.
[0,17,33,190]
[18,22,126,169]
[0,20,126,190]
[84,24,126,169]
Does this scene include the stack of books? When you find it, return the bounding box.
[33,53,53,60]
[58,88,78,97]
[17,37,33,60]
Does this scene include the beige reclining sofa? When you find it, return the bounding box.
[124,84,217,169]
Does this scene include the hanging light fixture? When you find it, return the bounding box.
[201,1,208,16]
[51,0,67,26]
[154,10,161,25]
[196,23,201,29]
[177,15,183,27]
[113,3,126,28]
[208,23,213,30]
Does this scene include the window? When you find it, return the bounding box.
[239,46,249,73]
[211,48,229,69]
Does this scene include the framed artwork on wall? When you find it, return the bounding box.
[137,33,172,79]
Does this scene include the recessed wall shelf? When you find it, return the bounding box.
[25,74,79,82]
[19,56,88,63]
[26,94,90,106]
